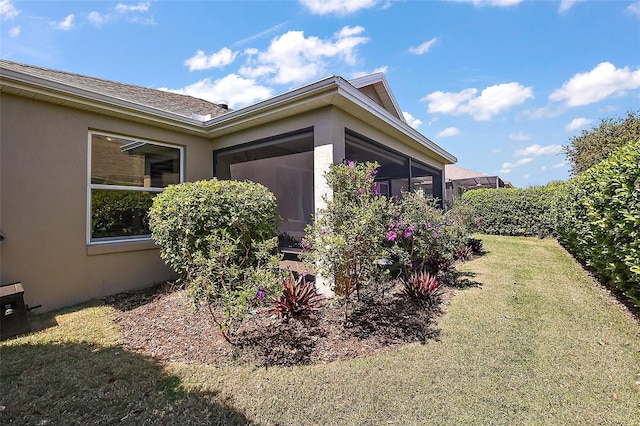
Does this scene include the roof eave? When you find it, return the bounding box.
[0,67,207,133]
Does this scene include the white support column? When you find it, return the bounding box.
[313,143,335,297]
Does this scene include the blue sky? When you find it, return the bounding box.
[2,0,639,187]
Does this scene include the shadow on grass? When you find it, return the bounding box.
[0,342,249,425]
[452,270,483,289]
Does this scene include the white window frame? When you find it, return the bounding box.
[87,131,184,245]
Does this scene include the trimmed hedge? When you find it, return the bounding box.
[458,184,563,237]
[556,141,640,306]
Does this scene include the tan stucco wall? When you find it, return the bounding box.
[1,92,447,312]
[0,93,214,312]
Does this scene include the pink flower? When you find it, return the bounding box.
[319,227,326,235]
[348,161,356,169]
[370,168,378,177]
[404,224,415,238]
[256,287,266,301]
[357,188,364,195]
[386,231,397,242]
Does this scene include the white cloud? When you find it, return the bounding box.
[565,117,592,132]
[558,0,584,14]
[299,0,378,15]
[436,127,461,138]
[402,111,422,129]
[423,82,533,121]
[116,2,150,13]
[88,11,106,26]
[239,26,369,85]
[549,62,640,107]
[52,14,74,31]
[448,0,523,7]
[492,148,502,154]
[159,74,273,109]
[552,162,566,169]
[627,1,640,18]
[500,157,532,174]
[0,0,18,20]
[409,38,438,55]
[8,25,19,37]
[509,132,531,141]
[185,48,238,71]
[514,144,563,157]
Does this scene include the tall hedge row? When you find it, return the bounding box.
[458,184,562,237]
[556,140,639,306]
[456,141,639,306]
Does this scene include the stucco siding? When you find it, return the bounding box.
[0,93,212,311]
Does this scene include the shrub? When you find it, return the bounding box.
[556,141,640,306]
[91,190,155,238]
[458,183,563,237]
[466,237,484,256]
[386,191,473,275]
[148,179,283,341]
[400,271,442,309]
[302,161,389,325]
[270,272,324,320]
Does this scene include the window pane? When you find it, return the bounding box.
[91,189,156,239]
[91,134,180,188]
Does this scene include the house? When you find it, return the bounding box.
[444,164,512,203]
[0,60,456,312]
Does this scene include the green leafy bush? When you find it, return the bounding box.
[302,161,389,325]
[148,179,283,341]
[556,141,640,306]
[91,189,155,238]
[458,183,563,237]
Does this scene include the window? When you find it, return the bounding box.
[88,132,183,243]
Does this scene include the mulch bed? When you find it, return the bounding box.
[107,281,454,367]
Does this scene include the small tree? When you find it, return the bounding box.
[148,179,283,343]
[302,161,389,325]
[564,110,640,175]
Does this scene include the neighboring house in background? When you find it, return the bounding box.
[444,164,512,203]
[0,59,456,311]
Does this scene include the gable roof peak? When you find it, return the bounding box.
[347,72,405,123]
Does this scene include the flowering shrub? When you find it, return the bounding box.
[149,179,283,342]
[302,161,389,324]
[386,191,472,277]
[270,272,324,320]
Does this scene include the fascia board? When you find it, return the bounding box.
[0,68,206,132]
[201,76,342,135]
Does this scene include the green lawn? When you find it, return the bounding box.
[1,235,639,425]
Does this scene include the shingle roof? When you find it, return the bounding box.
[0,59,229,119]
[445,164,490,180]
